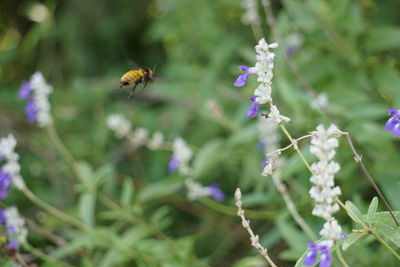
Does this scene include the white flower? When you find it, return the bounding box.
[309,124,344,241]
[131,128,149,146]
[311,93,329,111]
[320,219,343,241]
[171,137,193,175]
[0,134,24,190]
[185,179,210,200]
[251,38,278,105]
[148,131,164,150]
[241,0,260,25]
[268,105,292,124]
[30,72,53,127]
[106,114,132,139]
[258,117,280,153]
[4,207,28,246]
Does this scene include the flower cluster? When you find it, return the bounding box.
[385,109,400,137]
[305,124,344,267]
[185,179,225,201]
[0,207,28,250]
[106,114,225,202]
[19,72,53,127]
[234,38,289,122]
[106,114,164,149]
[0,134,24,199]
[107,114,132,139]
[241,0,260,25]
[168,137,193,175]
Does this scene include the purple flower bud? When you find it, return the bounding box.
[208,184,225,201]
[18,81,32,99]
[168,154,180,173]
[234,66,254,87]
[8,239,19,250]
[0,169,12,200]
[385,109,400,137]
[25,99,38,124]
[246,97,259,117]
[257,140,267,151]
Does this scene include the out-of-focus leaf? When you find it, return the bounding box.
[120,178,134,208]
[192,139,224,179]
[79,192,96,227]
[137,176,185,202]
[365,26,400,52]
[232,256,266,267]
[227,124,257,147]
[51,234,94,258]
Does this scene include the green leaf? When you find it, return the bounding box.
[365,26,400,52]
[137,176,185,202]
[192,139,224,179]
[75,161,94,183]
[79,192,96,227]
[120,178,134,208]
[51,234,94,258]
[345,200,366,225]
[367,197,378,225]
[372,212,400,248]
[342,232,365,251]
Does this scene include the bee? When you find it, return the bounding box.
[119,68,155,96]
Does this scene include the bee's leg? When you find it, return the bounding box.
[128,83,139,98]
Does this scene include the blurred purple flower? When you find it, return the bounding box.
[18,81,32,99]
[304,243,331,267]
[25,99,38,124]
[0,168,12,200]
[0,209,4,225]
[385,109,400,137]
[6,225,15,235]
[208,184,225,201]
[8,239,19,250]
[234,66,254,87]
[168,154,180,173]
[247,96,259,117]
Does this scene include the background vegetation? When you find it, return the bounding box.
[0,0,400,266]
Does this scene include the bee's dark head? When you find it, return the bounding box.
[120,81,130,88]
[142,68,156,81]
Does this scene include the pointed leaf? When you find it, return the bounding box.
[120,178,134,208]
[367,197,378,225]
[345,200,366,225]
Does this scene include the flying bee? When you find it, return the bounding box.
[119,68,155,97]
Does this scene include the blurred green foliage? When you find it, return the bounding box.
[0,0,400,266]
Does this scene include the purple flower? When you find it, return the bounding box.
[246,96,259,117]
[304,243,332,267]
[234,66,254,87]
[168,154,180,173]
[0,168,12,200]
[0,209,4,225]
[385,109,400,137]
[7,225,15,235]
[18,81,32,99]
[8,239,19,250]
[257,140,267,151]
[25,99,38,124]
[208,184,225,201]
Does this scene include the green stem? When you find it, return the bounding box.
[24,242,73,267]
[371,232,400,261]
[279,124,313,173]
[335,244,349,267]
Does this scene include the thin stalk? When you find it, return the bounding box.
[24,242,73,267]
[279,123,313,173]
[371,232,400,261]
[340,132,400,226]
[271,170,317,240]
[335,245,349,267]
